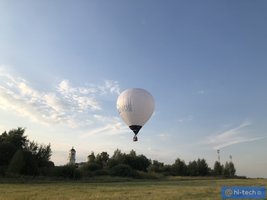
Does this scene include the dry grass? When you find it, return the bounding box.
[0,177,266,200]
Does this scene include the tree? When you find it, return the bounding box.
[0,128,27,166]
[108,149,124,168]
[36,144,52,168]
[187,161,198,176]
[135,154,151,172]
[228,162,236,177]
[223,161,230,176]
[21,150,38,175]
[171,158,187,176]
[87,152,96,163]
[148,160,165,173]
[213,161,223,176]
[120,150,150,172]
[0,128,27,149]
[0,143,16,166]
[112,149,123,160]
[0,128,52,176]
[22,141,52,175]
[95,152,109,168]
[162,164,172,175]
[7,149,25,175]
[197,158,209,176]
[129,150,136,157]
[25,141,52,168]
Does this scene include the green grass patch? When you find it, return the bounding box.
[0,177,266,200]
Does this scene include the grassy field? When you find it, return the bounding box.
[0,177,266,200]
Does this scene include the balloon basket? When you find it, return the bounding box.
[133,135,138,142]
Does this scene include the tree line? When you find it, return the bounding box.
[82,149,235,178]
[0,128,236,179]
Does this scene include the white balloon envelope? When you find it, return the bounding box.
[117,88,155,141]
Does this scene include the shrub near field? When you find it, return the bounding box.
[0,177,266,200]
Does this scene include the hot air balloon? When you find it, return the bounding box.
[117,88,155,142]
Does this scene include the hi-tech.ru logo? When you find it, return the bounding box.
[224,188,233,197]
[221,186,266,199]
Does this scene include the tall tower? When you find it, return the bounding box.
[69,147,76,165]
[217,149,220,163]
[229,155,232,162]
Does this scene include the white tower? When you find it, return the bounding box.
[69,147,76,165]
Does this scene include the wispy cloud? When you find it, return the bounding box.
[80,112,129,137]
[80,123,128,138]
[203,122,265,149]
[80,115,128,138]
[158,133,171,140]
[0,67,120,129]
[176,115,193,123]
[158,133,169,137]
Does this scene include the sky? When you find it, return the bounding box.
[0,0,266,178]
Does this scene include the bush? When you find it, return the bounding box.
[52,165,82,179]
[82,163,102,171]
[0,166,7,176]
[81,170,94,178]
[110,164,137,177]
[93,169,109,176]
[135,171,161,179]
[73,169,82,179]
[38,166,53,177]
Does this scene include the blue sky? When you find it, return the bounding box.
[0,1,266,178]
